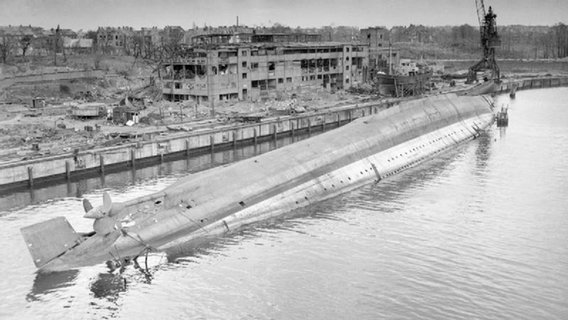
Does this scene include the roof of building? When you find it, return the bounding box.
[192,41,368,50]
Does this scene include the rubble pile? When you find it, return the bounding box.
[0,54,377,162]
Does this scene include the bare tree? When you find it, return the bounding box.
[85,30,97,54]
[19,34,33,58]
[553,23,568,58]
[0,33,15,63]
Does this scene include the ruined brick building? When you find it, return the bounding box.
[162,32,370,104]
[360,27,400,78]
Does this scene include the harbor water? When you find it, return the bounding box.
[1,88,567,319]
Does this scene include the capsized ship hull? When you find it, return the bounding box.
[22,93,495,272]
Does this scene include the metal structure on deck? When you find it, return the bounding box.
[393,74,431,97]
[466,0,501,84]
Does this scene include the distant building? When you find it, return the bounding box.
[190,31,321,46]
[96,26,135,54]
[183,26,254,45]
[134,27,161,58]
[63,38,93,53]
[360,27,400,77]
[250,32,322,43]
[162,40,368,103]
[191,33,251,46]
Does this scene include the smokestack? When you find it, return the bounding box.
[237,16,239,27]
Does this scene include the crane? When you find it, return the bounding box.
[466,0,501,84]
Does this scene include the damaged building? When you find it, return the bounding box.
[360,27,400,78]
[162,32,369,103]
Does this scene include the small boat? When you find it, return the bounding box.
[509,84,517,98]
[496,106,509,127]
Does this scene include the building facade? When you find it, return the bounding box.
[360,27,400,77]
[96,27,135,54]
[162,41,368,104]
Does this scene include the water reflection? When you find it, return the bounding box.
[499,126,507,139]
[89,272,127,300]
[0,135,312,213]
[26,270,79,302]
[474,131,493,173]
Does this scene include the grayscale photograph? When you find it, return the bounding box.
[1,0,567,319]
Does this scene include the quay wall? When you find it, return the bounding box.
[495,76,568,92]
[0,102,386,189]
[0,70,108,90]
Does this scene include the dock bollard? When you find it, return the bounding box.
[28,166,34,187]
[65,160,71,180]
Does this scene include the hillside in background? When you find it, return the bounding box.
[267,23,568,60]
[387,24,568,60]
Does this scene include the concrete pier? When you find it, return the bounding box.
[0,100,390,189]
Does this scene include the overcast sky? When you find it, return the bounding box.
[1,0,567,31]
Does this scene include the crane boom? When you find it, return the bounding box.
[466,0,501,84]
[475,0,486,28]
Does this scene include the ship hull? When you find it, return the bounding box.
[32,93,495,272]
[376,72,432,96]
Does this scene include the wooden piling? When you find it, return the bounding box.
[210,135,215,153]
[233,131,237,148]
[337,114,341,127]
[130,149,136,167]
[99,155,105,174]
[185,139,191,156]
[253,128,258,146]
[27,166,34,187]
[65,160,71,180]
[273,125,277,140]
[322,116,326,131]
[308,119,311,134]
[291,122,295,137]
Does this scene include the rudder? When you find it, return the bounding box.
[21,217,82,268]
